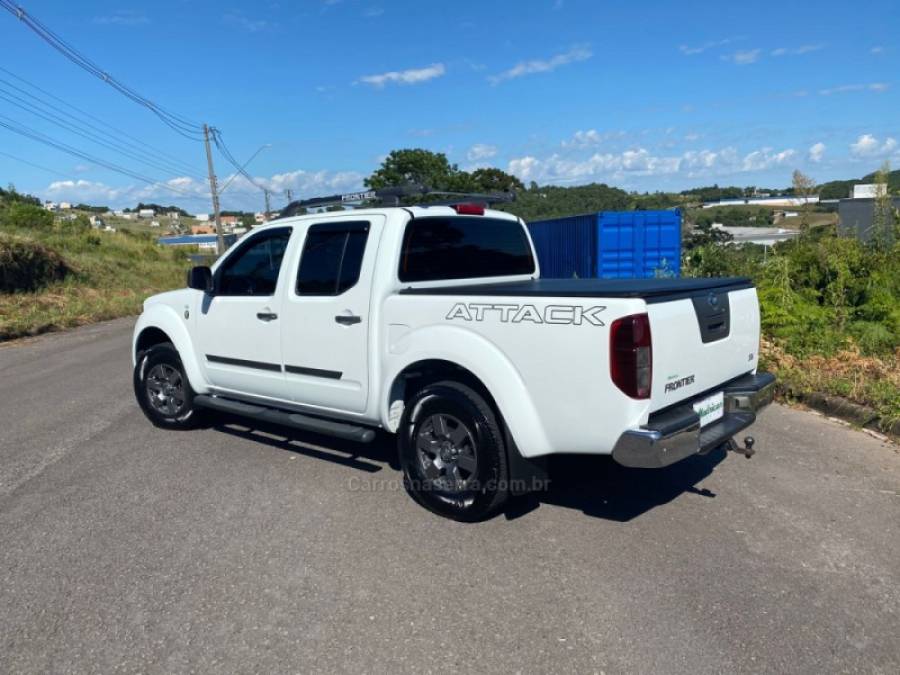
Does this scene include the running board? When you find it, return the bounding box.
[193,395,376,443]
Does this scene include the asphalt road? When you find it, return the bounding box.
[1,318,899,674]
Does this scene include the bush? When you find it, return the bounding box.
[0,235,70,292]
[0,202,54,229]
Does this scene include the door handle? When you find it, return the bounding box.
[335,314,361,325]
[256,312,278,322]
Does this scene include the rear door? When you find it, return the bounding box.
[194,226,293,400]
[647,286,760,412]
[279,216,384,413]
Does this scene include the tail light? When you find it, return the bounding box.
[610,313,652,399]
[452,203,484,215]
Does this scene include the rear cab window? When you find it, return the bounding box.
[399,216,535,282]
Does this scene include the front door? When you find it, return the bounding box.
[279,217,383,414]
[194,227,293,400]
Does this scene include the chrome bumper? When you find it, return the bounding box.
[612,372,776,469]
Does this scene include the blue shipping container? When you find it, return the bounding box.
[527,210,681,279]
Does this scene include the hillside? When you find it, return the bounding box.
[0,196,190,341]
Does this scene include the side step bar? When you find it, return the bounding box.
[193,394,376,443]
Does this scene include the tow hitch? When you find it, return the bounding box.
[728,436,756,459]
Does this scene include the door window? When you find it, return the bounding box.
[217,228,291,296]
[296,222,369,296]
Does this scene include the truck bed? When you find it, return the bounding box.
[399,277,752,303]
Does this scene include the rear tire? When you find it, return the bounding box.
[134,342,204,430]
[398,380,509,522]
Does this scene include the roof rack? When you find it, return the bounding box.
[278,184,515,219]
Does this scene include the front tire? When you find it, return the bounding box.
[398,381,509,522]
[134,342,204,430]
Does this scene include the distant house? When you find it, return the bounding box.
[43,201,57,212]
[138,208,155,219]
[191,223,215,235]
[195,213,210,222]
[58,202,72,210]
[166,210,181,220]
[254,212,267,224]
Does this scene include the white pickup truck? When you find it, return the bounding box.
[132,189,775,521]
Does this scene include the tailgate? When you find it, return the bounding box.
[647,286,760,412]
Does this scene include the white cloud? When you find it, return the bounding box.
[722,49,761,65]
[561,129,627,148]
[808,142,826,163]
[40,168,364,211]
[772,44,824,56]
[357,63,445,87]
[850,134,897,158]
[819,82,889,95]
[678,38,738,55]
[92,11,149,26]
[507,144,796,184]
[488,45,592,85]
[871,46,884,54]
[467,144,498,162]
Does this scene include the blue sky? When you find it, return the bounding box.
[0,0,897,212]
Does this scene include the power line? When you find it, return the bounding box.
[0,148,70,178]
[210,128,268,194]
[0,66,204,176]
[0,84,208,181]
[0,114,199,197]
[0,1,204,141]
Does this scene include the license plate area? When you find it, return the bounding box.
[693,391,724,427]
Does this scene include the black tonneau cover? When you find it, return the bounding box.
[399,277,753,303]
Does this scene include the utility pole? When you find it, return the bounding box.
[203,123,224,255]
[285,189,293,203]
[264,189,272,222]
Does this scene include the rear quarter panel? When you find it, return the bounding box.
[381,294,649,457]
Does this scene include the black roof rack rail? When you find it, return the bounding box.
[278,184,515,219]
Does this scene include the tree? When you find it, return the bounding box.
[871,161,894,250]
[792,169,816,233]
[469,167,524,193]
[364,149,459,190]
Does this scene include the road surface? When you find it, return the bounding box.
[1,318,898,673]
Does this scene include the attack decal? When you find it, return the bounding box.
[446,302,605,327]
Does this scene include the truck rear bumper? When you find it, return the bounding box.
[612,372,776,469]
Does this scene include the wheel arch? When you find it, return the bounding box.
[382,330,552,458]
[132,305,209,395]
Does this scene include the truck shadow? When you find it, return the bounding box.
[509,447,727,522]
[210,415,727,523]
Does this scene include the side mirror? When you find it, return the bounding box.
[187,266,213,293]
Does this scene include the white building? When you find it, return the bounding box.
[703,196,819,209]
[58,202,72,210]
[195,213,210,222]
[851,184,887,199]
[254,212,268,224]
[138,208,155,219]
[43,201,57,212]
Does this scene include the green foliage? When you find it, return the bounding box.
[365,148,461,191]
[685,233,900,359]
[0,201,54,229]
[497,183,632,221]
[0,183,41,207]
[690,205,774,229]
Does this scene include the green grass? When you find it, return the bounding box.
[0,219,191,341]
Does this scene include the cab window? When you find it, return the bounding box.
[217,227,291,296]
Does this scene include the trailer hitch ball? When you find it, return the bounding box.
[742,436,755,459]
